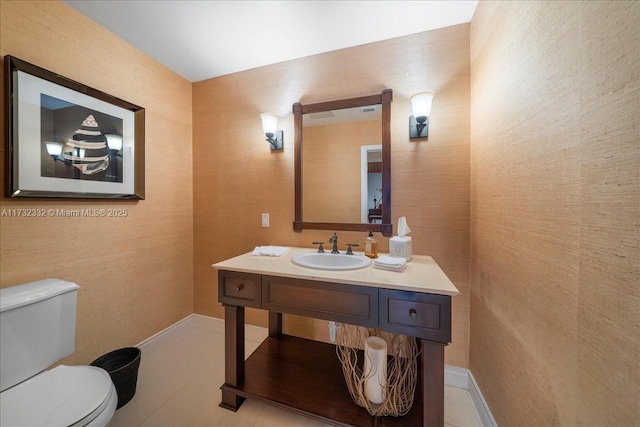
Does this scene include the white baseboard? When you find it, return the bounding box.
[445,365,470,389]
[445,365,496,426]
[468,370,498,427]
[138,314,496,426]
[135,315,194,356]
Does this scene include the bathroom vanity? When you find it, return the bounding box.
[213,247,459,427]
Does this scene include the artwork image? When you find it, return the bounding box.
[5,55,145,199]
[41,94,124,183]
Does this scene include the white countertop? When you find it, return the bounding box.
[212,247,459,296]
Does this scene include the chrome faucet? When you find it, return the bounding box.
[329,233,339,254]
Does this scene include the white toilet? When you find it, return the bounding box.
[0,279,118,426]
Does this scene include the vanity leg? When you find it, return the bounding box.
[220,304,245,411]
[269,311,282,337]
[421,339,445,427]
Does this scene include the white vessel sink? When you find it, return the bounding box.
[292,252,372,271]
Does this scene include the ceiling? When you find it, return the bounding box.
[63,1,478,83]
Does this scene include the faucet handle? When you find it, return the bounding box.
[346,243,359,255]
[312,241,325,253]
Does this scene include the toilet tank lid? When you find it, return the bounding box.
[0,279,79,312]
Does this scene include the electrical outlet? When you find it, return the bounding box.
[261,213,269,227]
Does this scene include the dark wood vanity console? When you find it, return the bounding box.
[214,249,459,427]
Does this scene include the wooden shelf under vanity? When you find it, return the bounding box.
[221,334,422,427]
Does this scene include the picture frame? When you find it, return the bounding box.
[4,55,145,199]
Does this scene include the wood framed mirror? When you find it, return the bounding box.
[293,89,393,236]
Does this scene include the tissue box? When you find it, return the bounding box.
[389,236,412,261]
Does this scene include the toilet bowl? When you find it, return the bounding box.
[0,279,118,427]
[0,365,117,426]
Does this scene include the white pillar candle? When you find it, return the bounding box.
[363,336,387,404]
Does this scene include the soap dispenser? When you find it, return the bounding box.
[365,231,378,259]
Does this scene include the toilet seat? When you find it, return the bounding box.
[0,365,116,427]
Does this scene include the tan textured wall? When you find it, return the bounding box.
[470,1,639,425]
[0,1,193,365]
[194,25,471,367]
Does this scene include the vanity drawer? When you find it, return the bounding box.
[218,270,261,308]
[379,289,451,343]
[262,276,378,327]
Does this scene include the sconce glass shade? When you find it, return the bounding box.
[105,134,123,151]
[260,113,279,136]
[45,142,63,156]
[410,91,435,139]
[410,91,435,118]
[260,113,283,150]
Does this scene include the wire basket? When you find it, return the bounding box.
[90,347,141,409]
[336,324,419,417]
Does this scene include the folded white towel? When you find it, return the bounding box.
[251,246,290,257]
[374,255,407,268]
[373,263,407,272]
[373,255,407,272]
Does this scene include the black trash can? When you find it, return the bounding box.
[91,347,141,409]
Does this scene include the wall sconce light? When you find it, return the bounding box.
[105,134,123,152]
[45,142,63,158]
[409,91,434,139]
[260,113,283,150]
[45,143,64,175]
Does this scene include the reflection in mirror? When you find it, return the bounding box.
[361,145,382,224]
[302,105,381,223]
[293,89,393,236]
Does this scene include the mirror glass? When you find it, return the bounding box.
[293,90,392,236]
[302,105,381,223]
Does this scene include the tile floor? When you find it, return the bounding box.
[110,321,483,427]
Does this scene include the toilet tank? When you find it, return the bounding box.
[0,279,80,392]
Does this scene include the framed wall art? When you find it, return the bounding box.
[4,55,145,199]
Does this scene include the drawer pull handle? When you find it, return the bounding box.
[236,284,244,292]
[410,309,418,319]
